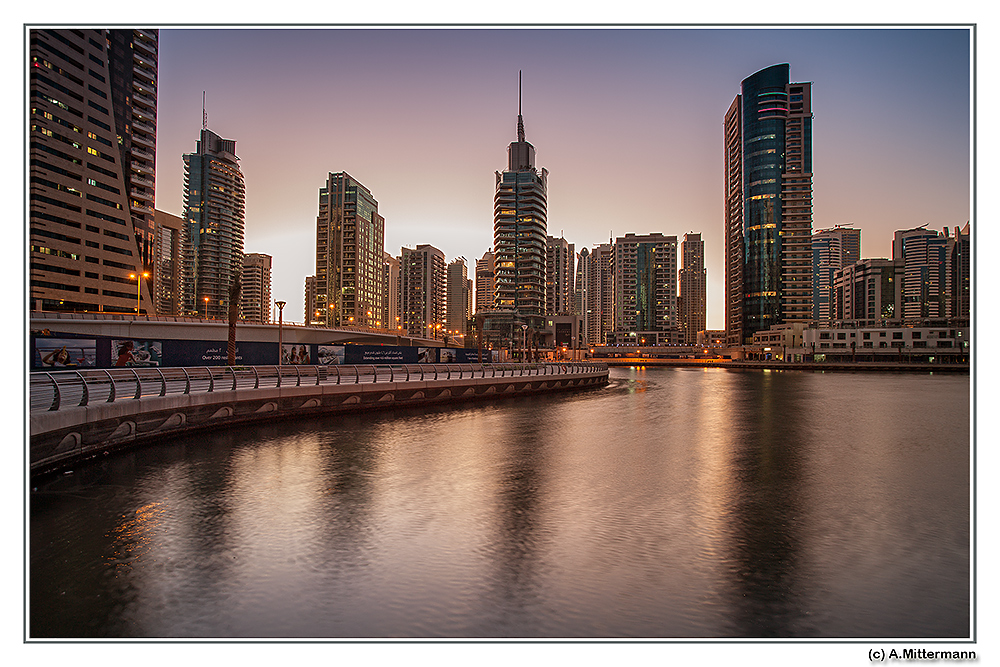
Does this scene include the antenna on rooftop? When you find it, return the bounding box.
[202,91,208,130]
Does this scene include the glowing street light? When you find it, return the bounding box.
[129,271,149,315]
[204,296,210,319]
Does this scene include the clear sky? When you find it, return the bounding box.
[151,26,971,329]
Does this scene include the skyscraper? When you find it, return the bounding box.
[29,29,158,314]
[611,233,678,343]
[400,245,446,338]
[893,226,950,322]
[240,253,272,324]
[182,128,245,319]
[580,244,613,348]
[152,209,185,316]
[383,252,400,332]
[679,233,707,345]
[812,225,861,325]
[315,172,385,327]
[493,72,548,330]
[725,63,814,344]
[833,258,902,325]
[546,235,575,316]
[475,250,495,314]
[446,258,472,337]
[304,275,317,324]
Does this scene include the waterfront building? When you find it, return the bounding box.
[29,28,159,314]
[240,253,272,324]
[475,250,495,313]
[152,209,184,316]
[182,128,246,320]
[611,233,678,341]
[724,63,814,344]
[812,225,861,325]
[679,233,706,345]
[304,275,317,324]
[892,226,950,323]
[833,258,903,326]
[546,235,575,316]
[314,172,385,328]
[383,252,400,332]
[949,223,971,321]
[446,258,472,337]
[800,324,968,364]
[580,244,614,347]
[400,244,446,338]
[493,73,548,331]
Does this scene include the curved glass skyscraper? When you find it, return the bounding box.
[725,64,813,345]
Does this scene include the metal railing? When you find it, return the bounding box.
[29,363,608,413]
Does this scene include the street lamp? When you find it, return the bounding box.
[129,271,149,315]
[275,300,286,365]
[204,296,210,319]
[521,324,528,362]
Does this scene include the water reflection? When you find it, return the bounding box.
[30,368,970,639]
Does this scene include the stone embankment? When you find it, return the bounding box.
[29,363,609,476]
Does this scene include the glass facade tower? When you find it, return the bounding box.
[725,63,814,344]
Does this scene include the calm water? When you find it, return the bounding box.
[29,367,971,639]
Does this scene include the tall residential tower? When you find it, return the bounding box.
[182,128,245,319]
[314,172,385,327]
[29,29,159,313]
[493,72,548,330]
[725,63,814,344]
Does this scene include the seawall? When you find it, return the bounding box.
[30,365,609,477]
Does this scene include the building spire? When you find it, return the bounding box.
[202,91,207,130]
[517,70,525,142]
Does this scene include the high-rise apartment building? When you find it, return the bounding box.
[493,73,547,330]
[383,252,400,332]
[182,128,245,319]
[580,244,614,347]
[611,233,678,338]
[475,251,495,313]
[950,223,970,321]
[833,258,903,325]
[315,172,385,327]
[812,225,861,325]
[400,245,446,338]
[29,29,159,313]
[240,253,272,323]
[446,258,472,337]
[893,226,950,322]
[546,235,575,316]
[725,63,814,344]
[152,209,185,316]
[304,275,317,324]
[679,233,707,345]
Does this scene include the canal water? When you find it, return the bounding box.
[29,366,971,639]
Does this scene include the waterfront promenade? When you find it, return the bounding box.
[29,362,609,476]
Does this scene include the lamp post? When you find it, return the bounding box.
[129,271,149,315]
[521,324,528,362]
[275,300,286,365]
[204,296,210,319]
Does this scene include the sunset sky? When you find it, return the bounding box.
[151,26,971,329]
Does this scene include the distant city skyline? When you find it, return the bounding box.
[149,27,971,330]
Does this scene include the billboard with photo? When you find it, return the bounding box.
[111,339,162,367]
[282,344,312,365]
[34,338,97,369]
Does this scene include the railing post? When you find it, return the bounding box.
[228,366,237,391]
[156,368,167,395]
[130,368,142,399]
[102,370,115,403]
[45,373,60,411]
[208,368,215,392]
[372,365,378,383]
[75,371,89,406]
[335,365,342,385]
[253,366,260,389]
[295,365,302,387]
[355,366,360,384]
[182,368,191,394]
